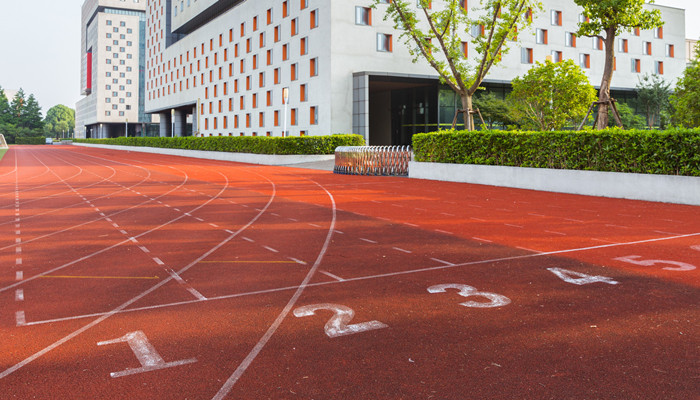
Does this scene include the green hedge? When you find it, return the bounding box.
[15,137,47,145]
[74,134,365,155]
[413,128,700,176]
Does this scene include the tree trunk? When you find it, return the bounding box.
[596,28,616,130]
[461,94,474,131]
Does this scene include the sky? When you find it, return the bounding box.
[0,0,697,116]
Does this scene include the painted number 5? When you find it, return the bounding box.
[293,303,388,338]
[614,255,696,271]
[428,284,511,308]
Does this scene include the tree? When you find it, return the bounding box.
[575,0,662,129]
[374,0,540,130]
[508,59,596,130]
[0,86,10,124]
[473,92,518,129]
[44,105,75,137]
[670,43,700,127]
[20,94,43,130]
[10,88,26,122]
[608,102,646,129]
[635,74,671,128]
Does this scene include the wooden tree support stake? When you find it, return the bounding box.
[577,98,624,130]
[451,109,487,130]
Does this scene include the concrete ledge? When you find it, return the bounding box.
[72,143,335,166]
[409,161,700,206]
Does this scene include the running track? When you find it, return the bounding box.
[1,145,698,399]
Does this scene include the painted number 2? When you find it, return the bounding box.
[293,303,388,338]
[97,331,197,378]
[428,284,511,308]
[614,255,696,271]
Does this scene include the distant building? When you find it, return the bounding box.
[687,39,698,64]
[75,0,157,139]
[145,0,686,145]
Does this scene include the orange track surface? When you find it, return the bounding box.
[1,145,698,399]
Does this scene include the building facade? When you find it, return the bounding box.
[145,0,686,145]
[76,0,156,139]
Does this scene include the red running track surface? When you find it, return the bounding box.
[1,145,698,399]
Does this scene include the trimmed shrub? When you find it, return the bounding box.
[15,137,47,145]
[413,128,700,176]
[74,134,365,155]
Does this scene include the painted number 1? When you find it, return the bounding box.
[97,331,197,378]
[293,303,388,338]
[428,284,511,308]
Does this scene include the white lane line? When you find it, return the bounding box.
[393,247,412,254]
[288,257,307,265]
[546,230,567,236]
[174,208,181,212]
[194,217,204,222]
[505,224,524,228]
[15,238,21,244]
[139,246,150,253]
[263,246,279,253]
[470,217,486,222]
[119,230,128,235]
[435,229,453,235]
[24,231,700,329]
[320,271,345,282]
[225,229,234,234]
[209,223,220,228]
[472,237,493,243]
[467,204,483,208]
[333,230,344,234]
[153,258,165,266]
[377,217,392,222]
[591,238,620,244]
[415,207,428,211]
[308,223,321,228]
[404,222,419,228]
[16,271,23,281]
[16,311,26,326]
[271,213,280,217]
[288,218,298,222]
[431,258,455,266]
[16,258,22,265]
[15,289,24,301]
[528,213,547,217]
[515,246,543,254]
[16,247,21,254]
[605,224,630,229]
[242,237,255,243]
[360,238,378,244]
[564,218,585,223]
[654,230,683,236]
[166,269,207,301]
[129,237,138,244]
[440,212,455,217]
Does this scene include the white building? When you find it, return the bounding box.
[145,0,686,145]
[76,0,156,139]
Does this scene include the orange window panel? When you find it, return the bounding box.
[300,84,306,102]
[310,10,317,29]
[267,9,272,25]
[300,37,307,55]
[267,50,272,65]
[283,1,288,18]
[266,90,272,106]
[310,58,318,76]
[291,108,297,125]
[283,44,288,60]
[275,26,280,42]
[234,115,239,128]
[259,112,264,127]
[246,114,251,128]
[246,76,251,90]
[253,93,258,108]
[253,16,258,31]
[274,110,279,126]
[229,98,233,111]
[274,67,280,84]
[310,106,317,125]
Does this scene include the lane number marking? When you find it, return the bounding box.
[97,331,196,378]
[427,284,511,308]
[293,304,388,338]
[547,267,619,285]
[614,255,696,271]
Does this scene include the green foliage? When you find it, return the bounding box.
[74,134,365,155]
[44,105,76,136]
[413,128,700,176]
[670,45,700,128]
[14,136,47,145]
[0,87,10,124]
[2,88,44,133]
[575,0,662,37]
[608,102,646,129]
[509,60,596,130]
[21,94,43,130]
[473,92,518,129]
[636,74,671,128]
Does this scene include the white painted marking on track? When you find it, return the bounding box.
[528,213,547,217]
[392,247,412,254]
[605,224,629,229]
[166,269,207,300]
[225,229,234,234]
[15,258,22,265]
[470,217,486,222]
[15,238,21,244]
[242,237,255,243]
[139,246,150,253]
[404,222,419,227]
[16,247,21,254]
[505,224,524,228]
[308,223,321,228]
[209,223,220,228]
[545,230,567,236]
[16,271,23,281]
[288,218,298,222]
[320,271,345,282]
[15,289,24,301]
[591,238,620,244]
[129,237,138,243]
[691,245,700,251]
[472,237,493,243]
[153,258,165,265]
[16,311,26,326]
[334,230,344,234]
[515,246,542,253]
[360,238,378,244]
[654,230,683,236]
[288,257,307,265]
[194,217,204,222]
[119,230,128,235]
[431,258,455,266]
[263,246,279,253]
[435,229,453,235]
[564,218,585,223]
[440,212,455,217]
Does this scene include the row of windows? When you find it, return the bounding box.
[200,105,318,132]
[534,29,675,57]
[521,47,667,74]
[106,31,133,38]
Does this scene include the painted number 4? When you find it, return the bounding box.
[614,255,696,271]
[97,331,197,378]
[547,268,619,285]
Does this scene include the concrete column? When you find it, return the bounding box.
[192,106,198,136]
[173,109,186,137]
[159,112,171,137]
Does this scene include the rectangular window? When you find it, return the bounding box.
[310,9,318,29]
[300,84,307,102]
[593,37,604,50]
[666,44,675,58]
[461,42,468,58]
[656,61,664,75]
[267,90,272,106]
[655,26,663,39]
[291,108,297,125]
[631,58,641,73]
[300,37,308,55]
[301,0,308,9]
[291,63,298,81]
[579,53,590,69]
[310,106,317,125]
[536,29,548,45]
[274,68,280,84]
[310,58,318,76]
[521,48,533,64]
[259,112,265,127]
[551,10,562,26]
[377,33,392,52]
[275,26,281,42]
[267,9,273,25]
[566,32,577,48]
[355,7,371,26]
[551,51,563,63]
[643,41,652,55]
[283,1,288,18]
[283,44,288,60]
[274,110,280,126]
[470,24,484,37]
[618,38,628,53]
[291,18,298,36]
[634,27,640,36]
[267,49,273,65]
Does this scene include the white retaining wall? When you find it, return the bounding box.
[409,161,700,206]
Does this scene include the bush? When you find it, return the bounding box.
[15,136,46,145]
[74,134,365,155]
[413,128,700,176]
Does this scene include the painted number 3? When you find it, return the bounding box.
[427,284,511,308]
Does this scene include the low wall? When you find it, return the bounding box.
[72,143,335,166]
[409,161,700,206]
